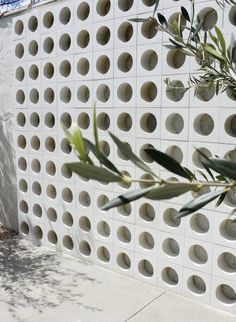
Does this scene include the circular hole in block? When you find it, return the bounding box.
[197,7,218,31]
[162,238,180,257]
[139,173,155,189]
[139,144,154,163]
[48,230,58,245]
[97,194,109,209]
[216,284,236,304]
[117,142,131,161]
[118,203,132,217]
[14,20,24,35]
[18,157,27,171]
[118,170,132,189]
[47,207,57,222]
[97,221,110,237]
[118,22,133,42]
[59,33,71,51]
[61,138,72,154]
[117,52,133,73]
[77,57,90,76]
[17,112,26,127]
[29,88,39,104]
[44,112,55,128]
[97,112,110,130]
[96,84,110,103]
[77,85,90,103]
[225,115,236,137]
[31,158,41,174]
[224,149,236,162]
[138,259,154,277]
[166,80,186,102]
[16,89,25,104]
[224,190,236,207]
[79,240,91,256]
[60,86,72,103]
[33,204,42,218]
[32,181,42,196]
[15,43,24,58]
[229,6,236,26]
[62,187,73,203]
[46,184,57,200]
[99,140,110,157]
[44,87,55,104]
[28,40,38,56]
[140,113,157,133]
[19,178,28,193]
[20,221,29,235]
[165,145,183,164]
[117,113,132,132]
[141,19,158,39]
[43,11,54,28]
[97,246,110,263]
[116,252,131,270]
[29,64,39,80]
[142,0,156,6]
[141,49,158,71]
[28,16,38,32]
[15,66,25,81]
[33,225,43,240]
[187,275,206,295]
[77,2,90,21]
[77,112,90,129]
[96,55,110,74]
[19,200,28,214]
[168,12,186,33]
[117,83,132,102]
[43,62,54,79]
[79,191,91,207]
[63,235,74,250]
[163,208,180,227]
[77,30,90,48]
[139,203,155,222]
[61,163,72,179]
[30,135,40,151]
[59,60,71,78]
[189,245,208,265]
[59,7,71,25]
[139,232,154,250]
[96,26,111,45]
[118,0,133,11]
[167,49,185,69]
[96,0,111,16]
[117,226,131,243]
[162,267,179,285]
[45,160,56,176]
[218,252,236,273]
[62,211,74,227]
[190,213,209,234]
[45,136,56,153]
[193,113,214,136]
[226,86,236,101]
[60,112,72,129]
[192,148,212,169]
[17,135,26,149]
[195,83,215,102]
[165,113,184,134]
[79,216,91,232]
[220,220,236,241]
[43,37,54,54]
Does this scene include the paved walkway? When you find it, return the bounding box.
[0,238,235,322]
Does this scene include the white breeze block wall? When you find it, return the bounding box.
[12,0,236,314]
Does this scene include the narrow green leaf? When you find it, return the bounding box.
[66,162,122,183]
[83,138,122,176]
[146,183,196,200]
[109,132,157,177]
[204,158,236,180]
[129,18,147,22]
[181,6,190,22]
[145,148,191,180]
[215,26,226,57]
[177,189,225,218]
[72,127,89,162]
[62,124,73,144]
[153,0,160,15]
[157,13,168,28]
[169,38,184,48]
[216,191,227,207]
[93,104,99,152]
[102,186,154,211]
[201,43,224,61]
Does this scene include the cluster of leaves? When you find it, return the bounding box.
[64,110,236,221]
[131,0,236,96]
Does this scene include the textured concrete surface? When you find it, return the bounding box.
[0,238,235,322]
